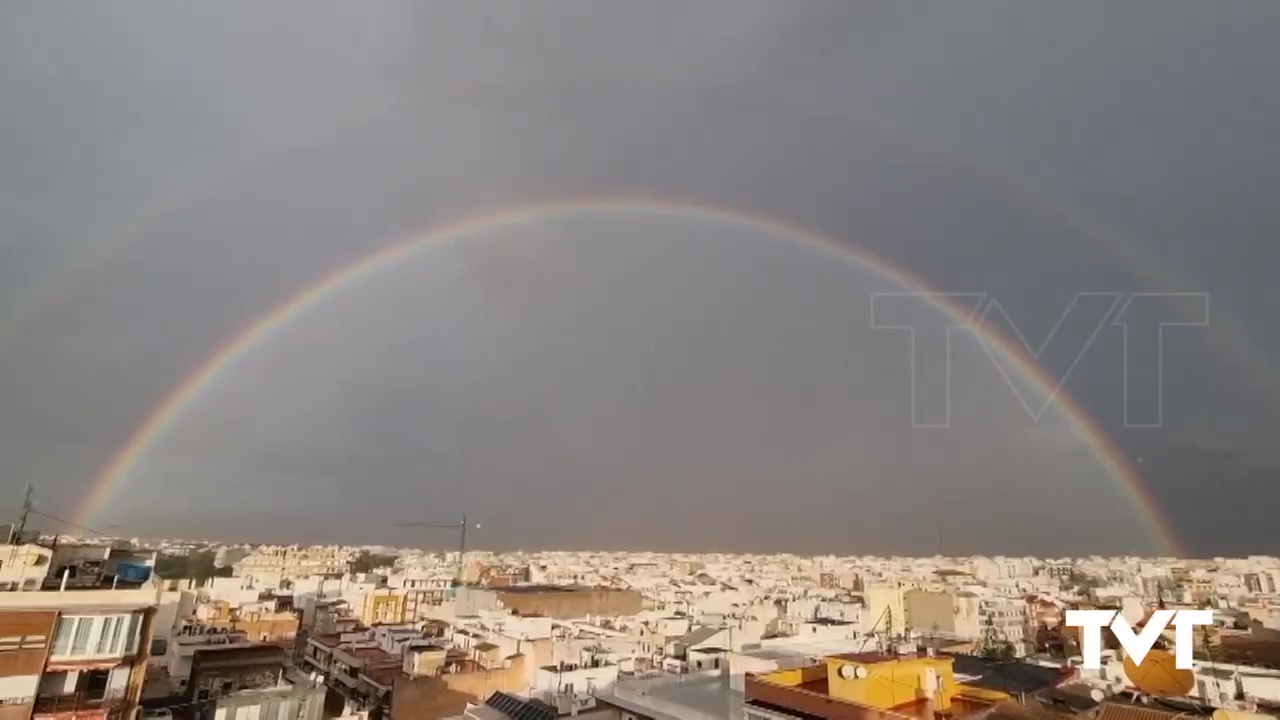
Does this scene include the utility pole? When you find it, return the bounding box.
[457,515,469,576]
[9,485,33,545]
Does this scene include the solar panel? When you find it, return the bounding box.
[485,691,556,720]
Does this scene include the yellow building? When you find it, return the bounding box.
[746,650,1007,720]
[362,591,407,625]
[826,652,959,711]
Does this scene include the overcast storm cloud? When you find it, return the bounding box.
[1,1,1278,556]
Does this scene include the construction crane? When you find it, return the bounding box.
[394,515,481,586]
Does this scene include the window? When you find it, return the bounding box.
[124,613,141,654]
[51,617,74,656]
[70,617,94,655]
[84,669,109,702]
[95,618,113,655]
[108,616,124,655]
[52,616,137,659]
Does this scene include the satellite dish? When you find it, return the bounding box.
[1123,650,1194,697]
[1090,689,1106,703]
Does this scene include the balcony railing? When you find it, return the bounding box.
[33,692,127,716]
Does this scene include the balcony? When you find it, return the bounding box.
[332,669,360,688]
[32,692,126,718]
[301,653,331,673]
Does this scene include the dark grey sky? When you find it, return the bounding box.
[1,1,1277,556]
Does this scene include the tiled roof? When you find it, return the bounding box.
[986,700,1083,720]
[1095,702,1188,720]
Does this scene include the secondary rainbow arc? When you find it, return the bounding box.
[0,75,1267,408]
[74,197,1181,555]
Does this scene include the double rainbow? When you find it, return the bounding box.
[72,197,1181,555]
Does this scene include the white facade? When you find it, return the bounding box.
[234,546,351,585]
[164,630,255,684]
[0,544,52,591]
[533,660,619,707]
[212,684,325,720]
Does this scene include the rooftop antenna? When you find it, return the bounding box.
[9,485,32,544]
[855,604,891,654]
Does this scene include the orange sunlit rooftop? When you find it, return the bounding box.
[745,648,1008,720]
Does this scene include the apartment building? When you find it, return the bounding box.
[0,588,158,720]
[479,586,643,620]
[0,544,154,594]
[205,684,324,720]
[143,623,327,720]
[301,625,417,716]
[1244,573,1278,595]
[0,546,53,592]
[360,590,406,626]
[232,547,350,587]
[743,649,1003,720]
[192,600,298,644]
[185,644,287,707]
[978,597,1031,655]
[903,589,981,641]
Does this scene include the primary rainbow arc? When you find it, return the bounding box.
[74,196,1181,555]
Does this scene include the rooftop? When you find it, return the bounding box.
[741,638,870,662]
[747,651,1001,720]
[191,643,286,670]
[1095,702,1204,720]
[308,633,343,649]
[825,651,912,664]
[360,663,405,689]
[484,691,556,720]
[607,671,744,720]
[345,646,393,661]
[496,584,583,594]
[947,654,1072,695]
[747,681,992,720]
